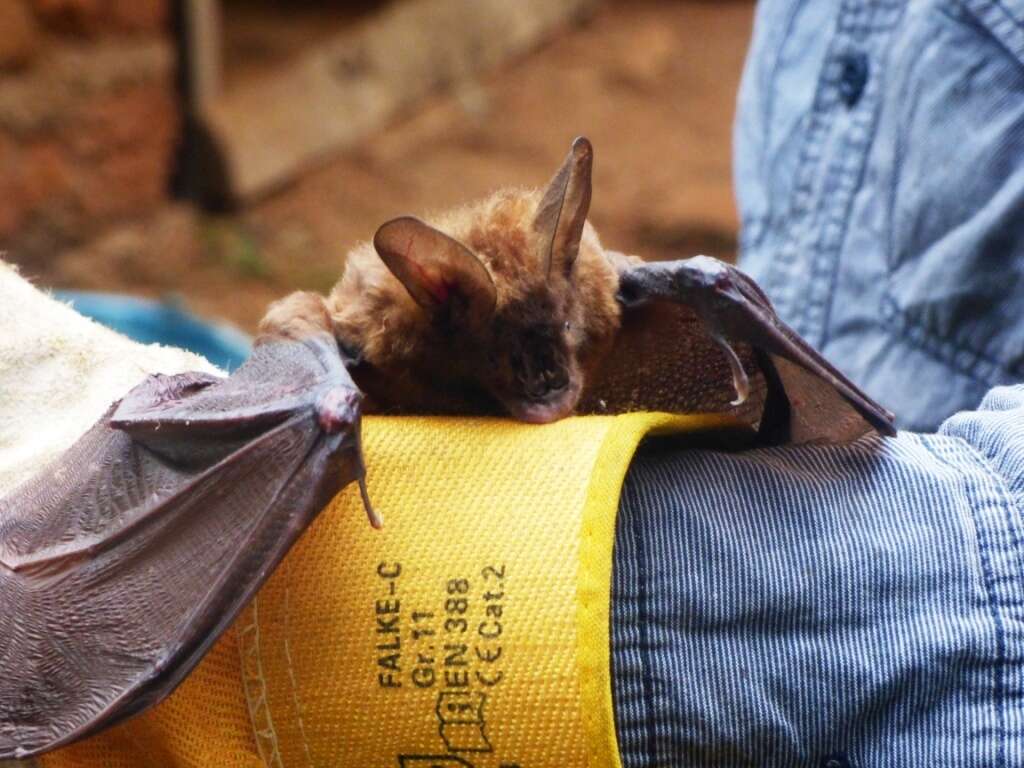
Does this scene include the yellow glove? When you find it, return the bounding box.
[42,412,731,768]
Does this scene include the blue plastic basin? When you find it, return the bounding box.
[56,291,252,372]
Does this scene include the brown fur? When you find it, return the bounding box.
[259,187,625,418]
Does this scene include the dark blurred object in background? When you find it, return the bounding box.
[0,0,754,335]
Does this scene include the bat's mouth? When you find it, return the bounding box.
[502,382,581,424]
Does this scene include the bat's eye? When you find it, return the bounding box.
[564,321,571,332]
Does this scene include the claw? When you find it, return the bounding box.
[359,475,382,529]
[351,417,382,529]
[714,336,749,406]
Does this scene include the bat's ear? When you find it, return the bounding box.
[533,136,593,278]
[374,216,497,325]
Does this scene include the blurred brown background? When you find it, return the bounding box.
[0,0,754,333]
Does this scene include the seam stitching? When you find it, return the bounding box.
[923,437,1012,765]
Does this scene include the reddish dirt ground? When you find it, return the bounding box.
[36,0,755,333]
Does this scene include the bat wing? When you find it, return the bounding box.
[585,256,896,443]
[0,332,368,759]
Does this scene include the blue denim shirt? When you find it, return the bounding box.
[611,2,1024,765]
[613,385,1024,767]
[734,0,1024,431]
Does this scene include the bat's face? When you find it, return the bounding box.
[370,137,598,424]
[482,288,583,424]
[372,209,592,424]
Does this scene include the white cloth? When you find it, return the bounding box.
[0,262,218,495]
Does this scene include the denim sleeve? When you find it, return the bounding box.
[611,386,1024,767]
[734,0,1024,431]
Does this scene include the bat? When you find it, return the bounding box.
[262,136,895,443]
[0,332,374,759]
[0,137,895,759]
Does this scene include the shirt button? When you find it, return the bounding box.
[838,52,869,107]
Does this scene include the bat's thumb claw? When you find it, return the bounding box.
[730,375,750,407]
[359,476,383,529]
[715,336,750,406]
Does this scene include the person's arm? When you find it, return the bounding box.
[611,385,1024,766]
[734,0,1024,431]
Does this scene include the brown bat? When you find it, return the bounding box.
[262,137,894,442]
[0,137,894,759]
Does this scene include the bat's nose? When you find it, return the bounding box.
[524,369,568,400]
[544,368,569,392]
[316,387,361,434]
